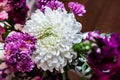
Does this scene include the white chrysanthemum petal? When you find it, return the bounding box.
[23,7,82,73]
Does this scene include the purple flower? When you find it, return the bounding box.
[46,0,65,10]
[23,33,37,44]
[86,31,101,41]
[37,0,51,8]
[7,0,29,25]
[87,33,120,80]
[5,32,36,45]
[68,2,86,16]
[109,33,120,48]
[0,25,6,42]
[4,32,37,72]
[37,0,65,12]
[16,57,34,72]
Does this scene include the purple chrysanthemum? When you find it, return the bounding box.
[7,0,29,25]
[16,56,34,72]
[4,32,37,72]
[37,0,64,12]
[68,2,86,16]
[5,32,36,44]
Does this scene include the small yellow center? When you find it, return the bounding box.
[26,40,31,44]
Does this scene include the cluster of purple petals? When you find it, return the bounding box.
[37,0,65,12]
[68,2,86,16]
[0,25,6,42]
[86,32,120,80]
[4,32,37,72]
[7,0,29,25]
[0,69,8,80]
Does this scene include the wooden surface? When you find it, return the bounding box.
[60,0,120,33]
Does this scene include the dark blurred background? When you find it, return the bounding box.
[61,0,120,33]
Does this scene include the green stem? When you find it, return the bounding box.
[62,72,66,80]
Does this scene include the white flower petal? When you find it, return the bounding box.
[23,7,83,73]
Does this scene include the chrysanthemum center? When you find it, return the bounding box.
[38,27,58,39]
[38,27,61,48]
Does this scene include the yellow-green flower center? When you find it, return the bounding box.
[38,27,58,39]
[38,27,61,48]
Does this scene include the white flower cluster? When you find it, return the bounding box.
[23,7,82,73]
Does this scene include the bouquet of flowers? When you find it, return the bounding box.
[0,0,120,80]
[0,0,86,80]
[73,31,120,80]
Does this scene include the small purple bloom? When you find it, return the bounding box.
[68,2,86,16]
[16,57,34,72]
[86,31,101,41]
[37,0,65,12]
[109,33,120,48]
[7,0,29,25]
[46,0,65,10]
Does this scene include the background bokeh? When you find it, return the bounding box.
[60,0,120,33]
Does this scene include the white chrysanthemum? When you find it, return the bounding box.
[23,7,82,73]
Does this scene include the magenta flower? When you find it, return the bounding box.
[0,0,12,21]
[0,11,8,20]
[68,2,86,16]
[4,32,37,72]
[0,25,6,42]
[46,0,65,10]
[37,0,65,12]
[87,33,120,80]
[0,26,6,35]
[7,0,29,25]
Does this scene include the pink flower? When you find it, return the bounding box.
[68,2,86,16]
[0,35,2,42]
[0,25,6,34]
[0,11,8,20]
[0,0,12,21]
[0,25,6,42]
[0,0,8,7]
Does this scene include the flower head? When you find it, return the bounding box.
[7,0,29,25]
[0,0,11,21]
[87,33,120,80]
[4,32,37,72]
[0,11,8,20]
[37,0,65,12]
[68,2,86,16]
[23,7,82,73]
[46,0,65,10]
